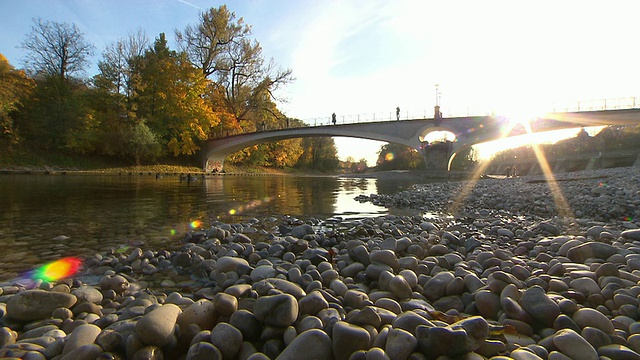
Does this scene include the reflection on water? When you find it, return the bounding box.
[0,174,418,280]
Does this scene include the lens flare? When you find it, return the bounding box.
[32,257,82,282]
[190,220,203,229]
[170,229,177,236]
[385,153,394,161]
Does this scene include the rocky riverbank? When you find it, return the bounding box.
[1,167,640,359]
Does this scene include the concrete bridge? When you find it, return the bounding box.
[203,108,640,172]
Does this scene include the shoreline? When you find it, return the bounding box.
[0,167,640,358]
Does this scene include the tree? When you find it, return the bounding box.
[92,30,150,156]
[136,33,218,156]
[297,137,340,171]
[376,143,424,170]
[20,18,95,81]
[0,54,35,147]
[176,6,293,127]
[124,120,162,165]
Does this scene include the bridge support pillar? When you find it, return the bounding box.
[421,141,453,171]
[204,155,225,173]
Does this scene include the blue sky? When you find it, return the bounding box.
[2,0,639,164]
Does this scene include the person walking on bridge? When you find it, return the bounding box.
[332,112,337,125]
[396,106,400,121]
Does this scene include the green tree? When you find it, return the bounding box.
[18,18,97,153]
[376,143,424,170]
[0,54,35,147]
[124,120,162,165]
[136,33,219,156]
[297,137,340,171]
[92,30,150,156]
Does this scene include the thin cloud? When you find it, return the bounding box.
[177,0,202,11]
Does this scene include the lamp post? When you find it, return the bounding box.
[434,84,442,120]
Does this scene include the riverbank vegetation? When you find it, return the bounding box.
[0,6,343,173]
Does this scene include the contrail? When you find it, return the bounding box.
[177,0,202,10]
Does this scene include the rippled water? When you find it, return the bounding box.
[0,174,421,280]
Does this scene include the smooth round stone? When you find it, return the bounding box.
[213,293,238,319]
[254,294,299,327]
[567,242,629,263]
[392,312,434,335]
[0,327,17,347]
[399,270,417,288]
[422,272,455,301]
[344,290,370,309]
[61,324,101,356]
[330,279,348,297]
[229,310,261,341]
[135,303,182,347]
[251,265,276,282]
[553,314,580,333]
[348,306,382,328]
[186,341,223,360]
[384,328,417,360]
[177,299,216,331]
[276,329,333,360]
[375,298,402,314]
[475,290,501,320]
[342,263,366,278]
[553,328,598,360]
[7,290,77,321]
[389,275,412,300]
[572,307,615,334]
[628,334,640,353]
[71,286,103,304]
[569,277,600,297]
[332,321,370,360]
[597,344,640,360]
[622,229,640,240]
[59,343,103,360]
[510,348,543,360]
[416,325,469,358]
[298,291,329,316]
[519,285,560,327]
[548,350,573,360]
[369,250,399,270]
[582,326,612,349]
[297,316,323,332]
[99,274,130,294]
[215,257,250,274]
[209,322,242,360]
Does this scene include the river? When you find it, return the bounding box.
[0,173,425,280]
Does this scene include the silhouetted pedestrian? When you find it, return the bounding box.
[332,113,336,125]
[261,121,266,131]
[396,106,400,121]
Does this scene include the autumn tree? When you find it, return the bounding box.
[136,33,218,156]
[176,6,293,128]
[0,54,35,147]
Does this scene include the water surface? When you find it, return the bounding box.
[0,174,421,279]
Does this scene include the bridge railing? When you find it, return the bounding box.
[299,96,640,126]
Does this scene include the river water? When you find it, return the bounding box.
[0,174,423,280]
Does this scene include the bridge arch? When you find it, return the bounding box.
[203,124,424,172]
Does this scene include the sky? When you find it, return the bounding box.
[2,0,639,165]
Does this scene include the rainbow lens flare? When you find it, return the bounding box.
[32,257,82,282]
[190,220,203,229]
